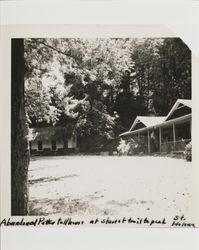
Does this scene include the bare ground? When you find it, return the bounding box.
[28,156,193,219]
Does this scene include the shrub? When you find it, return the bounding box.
[117,138,140,155]
[128,138,139,155]
[117,139,130,155]
[184,142,192,161]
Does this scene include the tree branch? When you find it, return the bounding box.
[30,38,73,59]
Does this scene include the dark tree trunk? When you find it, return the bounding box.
[11,39,29,215]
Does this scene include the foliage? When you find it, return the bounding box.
[117,136,148,156]
[24,38,191,151]
[127,38,191,117]
[117,139,130,155]
[184,142,192,161]
[153,38,191,114]
[24,38,132,148]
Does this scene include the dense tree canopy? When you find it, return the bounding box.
[24,38,191,151]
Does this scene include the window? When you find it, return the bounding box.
[38,141,43,151]
[64,141,68,149]
[52,140,57,151]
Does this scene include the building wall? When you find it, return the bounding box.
[57,140,65,149]
[43,140,51,149]
[31,141,38,150]
[31,140,65,150]
[68,134,77,148]
[30,136,76,152]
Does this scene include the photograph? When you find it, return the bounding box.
[1,0,199,249]
[10,37,194,225]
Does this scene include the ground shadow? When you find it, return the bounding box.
[28,174,79,185]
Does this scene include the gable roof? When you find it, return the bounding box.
[165,99,191,121]
[119,99,191,137]
[130,116,166,131]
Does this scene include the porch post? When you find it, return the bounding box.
[138,132,140,142]
[159,126,162,152]
[173,123,176,151]
[190,118,192,139]
[147,130,150,153]
[172,123,176,151]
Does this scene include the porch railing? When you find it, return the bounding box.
[160,139,191,153]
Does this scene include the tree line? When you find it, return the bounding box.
[24,37,191,151]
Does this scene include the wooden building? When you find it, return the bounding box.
[119,99,191,154]
[29,126,77,155]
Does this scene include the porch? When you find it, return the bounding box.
[122,115,191,155]
[159,116,191,153]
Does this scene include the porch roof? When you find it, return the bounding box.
[119,99,191,137]
[119,113,191,137]
[129,116,166,131]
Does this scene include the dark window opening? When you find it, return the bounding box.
[52,140,57,151]
[64,141,68,149]
[38,141,43,151]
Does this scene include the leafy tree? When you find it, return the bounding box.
[153,38,191,114]
[24,39,61,126]
[129,38,163,113]
[24,37,191,146]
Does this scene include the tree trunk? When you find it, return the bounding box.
[11,39,29,215]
